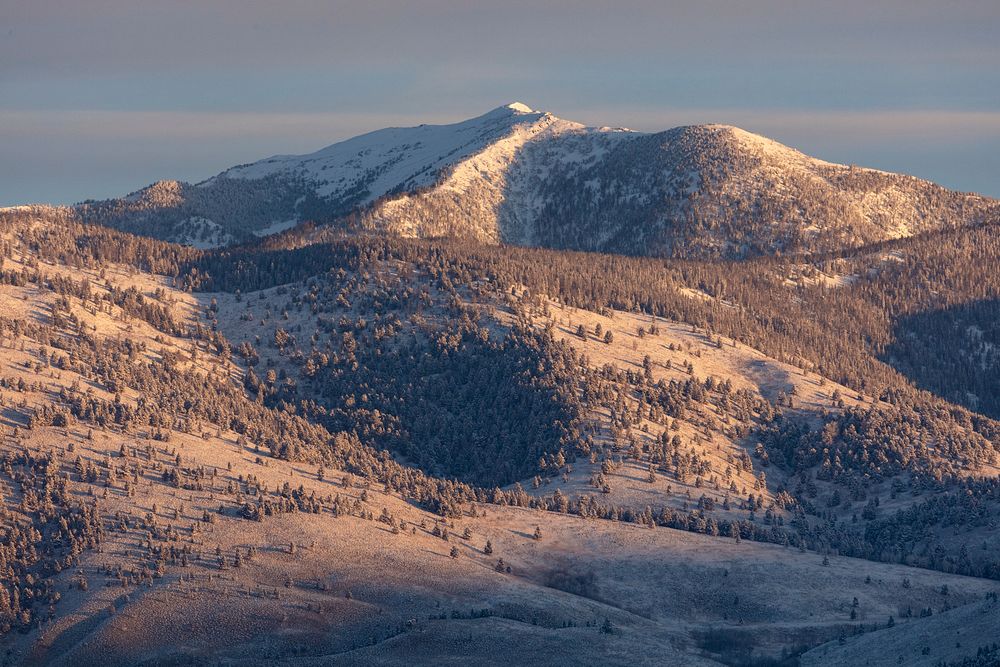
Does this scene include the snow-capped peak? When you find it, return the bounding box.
[215,101,557,210]
[70,103,999,258]
[479,102,543,120]
[505,102,534,113]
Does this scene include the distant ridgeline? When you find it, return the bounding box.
[33,102,998,259]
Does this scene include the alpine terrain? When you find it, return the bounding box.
[45,103,999,259]
[0,102,999,667]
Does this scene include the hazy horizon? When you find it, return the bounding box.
[3,0,998,205]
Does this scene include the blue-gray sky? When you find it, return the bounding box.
[2,0,998,205]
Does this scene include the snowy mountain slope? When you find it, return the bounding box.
[365,105,637,243]
[362,120,1000,258]
[65,103,999,257]
[69,103,554,246]
[218,102,550,205]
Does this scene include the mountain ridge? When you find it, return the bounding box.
[12,103,999,258]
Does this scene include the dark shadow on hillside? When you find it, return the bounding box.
[882,299,1000,420]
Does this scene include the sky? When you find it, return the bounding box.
[2,0,998,206]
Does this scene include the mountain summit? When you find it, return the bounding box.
[504,101,535,113]
[68,104,998,258]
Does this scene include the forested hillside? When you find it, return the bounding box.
[1,206,999,665]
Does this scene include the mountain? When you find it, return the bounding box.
[5,105,1000,664]
[63,103,998,258]
[3,193,1000,664]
